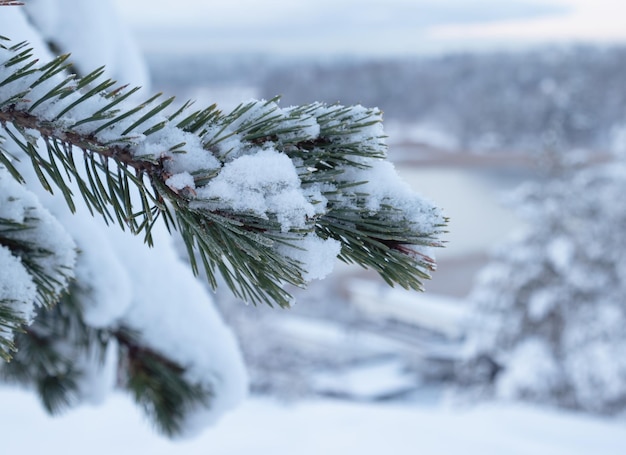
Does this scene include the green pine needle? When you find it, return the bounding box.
[0,35,445,309]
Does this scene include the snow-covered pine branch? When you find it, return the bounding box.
[0,36,446,310]
[0,164,75,359]
[0,0,448,438]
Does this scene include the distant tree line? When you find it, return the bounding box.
[257,46,626,153]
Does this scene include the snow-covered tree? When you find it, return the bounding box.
[0,1,445,437]
[460,160,626,415]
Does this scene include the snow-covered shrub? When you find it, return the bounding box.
[461,162,626,414]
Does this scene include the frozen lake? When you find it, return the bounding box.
[398,165,525,259]
[393,159,534,296]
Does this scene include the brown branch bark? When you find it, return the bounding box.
[0,107,163,175]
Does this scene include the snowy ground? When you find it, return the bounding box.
[2,386,625,454]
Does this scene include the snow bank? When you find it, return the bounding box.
[2,387,625,455]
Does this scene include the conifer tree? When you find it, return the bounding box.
[0,1,445,436]
[460,161,626,415]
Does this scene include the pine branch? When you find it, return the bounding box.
[0,36,446,308]
[0,288,99,413]
[116,327,213,437]
[0,163,75,360]
[3,282,218,437]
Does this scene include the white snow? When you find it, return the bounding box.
[2,386,625,455]
[495,338,561,401]
[312,359,416,399]
[527,289,555,321]
[108,224,249,437]
[0,246,36,339]
[0,167,76,330]
[348,279,467,339]
[68,224,133,328]
[165,171,196,192]
[565,339,626,409]
[276,233,341,281]
[271,314,412,354]
[24,0,149,87]
[547,236,574,272]
[194,147,318,231]
[73,341,119,406]
[280,106,321,142]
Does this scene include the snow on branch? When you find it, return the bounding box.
[0,164,75,359]
[0,36,446,308]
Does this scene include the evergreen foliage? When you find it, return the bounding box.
[460,162,626,415]
[0,35,444,311]
[0,1,445,437]
[0,162,75,360]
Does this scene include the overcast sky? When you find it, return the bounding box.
[112,0,626,56]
